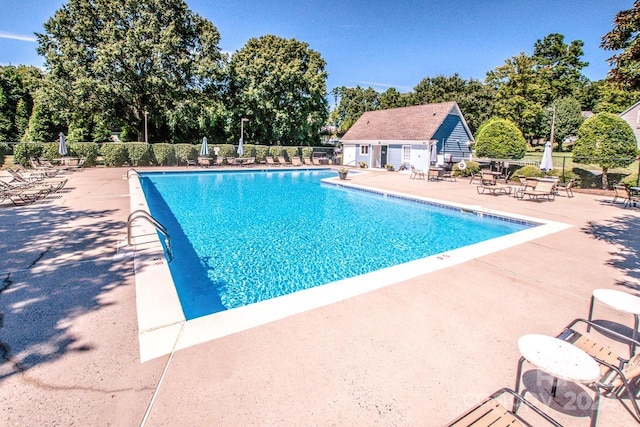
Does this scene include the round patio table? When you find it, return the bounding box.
[588,288,640,350]
[515,334,601,426]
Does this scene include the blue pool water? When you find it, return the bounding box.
[140,170,532,320]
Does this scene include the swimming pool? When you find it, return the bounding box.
[139,169,531,320]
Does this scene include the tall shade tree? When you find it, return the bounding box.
[602,1,640,90]
[0,65,43,141]
[594,81,640,114]
[37,0,224,142]
[486,53,546,140]
[411,74,494,133]
[378,87,410,110]
[533,33,588,100]
[540,97,584,150]
[573,112,637,189]
[329,86,380,135]
[474,118,527,159]
[228,35,328,145]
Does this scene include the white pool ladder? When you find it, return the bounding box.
[127,210,173,262]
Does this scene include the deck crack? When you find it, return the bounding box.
[21,373,156,395]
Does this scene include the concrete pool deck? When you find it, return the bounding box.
[1,166,640,426]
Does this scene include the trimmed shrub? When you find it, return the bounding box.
[301,146,314,160]
[284,147,300,161]
[511,164,547,178]
[100,143,129,167]
[41,142,61,160]
[269,146,285,158]
[475,118,527,159]
[125,142,153,166]
[13,143,44,166]
[152,143,176,166]
[453,160,480,177]
[174,143,197,165]
[72,143,100,166]
[239,144,256,158]
[216,144,236,159]
[254,145,269,163]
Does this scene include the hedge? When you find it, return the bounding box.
[152,143,176,166]
[100,143,129,167]
[174,143,198,165]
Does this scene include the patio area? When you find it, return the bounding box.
[1,166,639,426]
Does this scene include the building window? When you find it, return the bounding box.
[402,145,411,163]
[360,145,369,155]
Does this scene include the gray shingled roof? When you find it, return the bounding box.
[341,101,458,141]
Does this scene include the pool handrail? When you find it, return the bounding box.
[127,209,173,262]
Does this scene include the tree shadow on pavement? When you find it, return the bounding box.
[0,204,129,379]
[581,214,640,293]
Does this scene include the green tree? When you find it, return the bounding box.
[0,65,43,141]
[486,53,547,140]
[573,112,638,189]
[23,85,64,142]
[328,86,380,135]
[533,33,588,100]
[540,97,585,150]
[14,99,30,139]
[228,35,328,145]
[576,80,605,112]
[411,74,494,133]
[593,81,640,113]
[0,89,12,141]
[37,0,224,142]
[378,87,410,110]
[474,118,527,159]
[601,1,640,90]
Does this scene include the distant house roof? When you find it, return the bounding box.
[341,101,471,142]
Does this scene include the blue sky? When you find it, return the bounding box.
[0,0,632,94]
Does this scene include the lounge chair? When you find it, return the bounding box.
[291,156,302,166]
[278,156,290,166]
[61,157,85,171]
[612,184,638,208]
[468,171,481,184]
[226,157,238,166]
[445,388,561,426]
[441,167,456,182]
[278,156,291,165]
[555,178,575,198]
[312,158,321,166]
[197,157,211,167]
[518,179,556,202]
[477,183,511,196]
[265,156,278,166]
[410,165,425,180]
[29,159,61,177]
[556,318,640,422]
[304,158,313,166]
[0,180,49,205]
[214,156,224,166]
[244,157,255,166]
[7,169,67,192]
[496,170,511,184]
[38,158,74,172]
